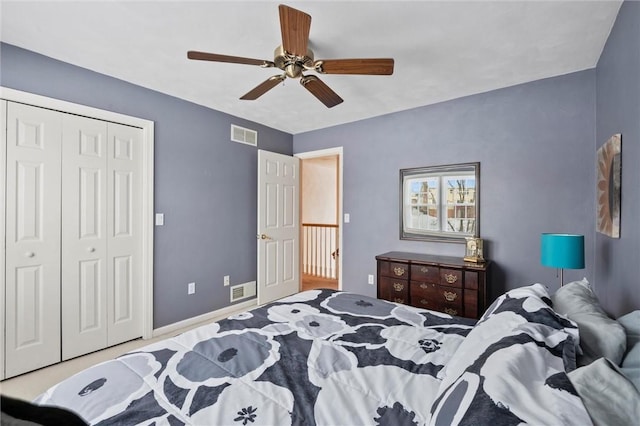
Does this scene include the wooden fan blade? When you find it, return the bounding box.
[279,4,311,57]
[240,75,286,100]
[300,75,343,108]
[187,51,273,67]
[315,58,395,75]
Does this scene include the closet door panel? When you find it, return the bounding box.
[5,102,62,377]
[1,101,5,379]
[107,123,142,345]
[61,115,108,360]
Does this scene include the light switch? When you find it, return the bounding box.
[155,213,164,226]
[344,213,350,223]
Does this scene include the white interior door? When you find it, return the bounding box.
[61,115,108,360]
[257,150,300,305]
[4,102,62,377]
[106,122,142,346]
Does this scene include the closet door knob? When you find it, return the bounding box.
[88,247,96,253]
[25,251,35,258]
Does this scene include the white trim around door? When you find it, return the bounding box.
[295,147,344,291]
[0,87,155,340]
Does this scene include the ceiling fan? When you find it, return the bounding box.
[187,4,394,108]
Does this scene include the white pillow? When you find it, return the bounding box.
[551,278,626,366]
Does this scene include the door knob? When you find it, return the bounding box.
[25,251,35,258]
[256,234,272,240]
[87,247,96,253]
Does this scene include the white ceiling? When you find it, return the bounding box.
[0,1,622,134]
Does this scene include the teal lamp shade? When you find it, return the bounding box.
[541,234,585,286]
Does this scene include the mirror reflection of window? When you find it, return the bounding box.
[400,163,479,242]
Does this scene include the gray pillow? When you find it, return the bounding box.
[618,310,640,392]
[568,357,640,426]
[620,366,640,394]
[618,310,640,367]
[552,278,626,366]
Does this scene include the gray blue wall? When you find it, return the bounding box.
[595,0,640,317]
[2,0,637,328]
[293,1,640,315]
[0,43,293,328]
[294,71,597,302]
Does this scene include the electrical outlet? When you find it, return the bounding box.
[224,275,230,286]
[188,282,195,294]
[368,274,374,285]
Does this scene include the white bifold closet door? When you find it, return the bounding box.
[5,103,63,377]
[61,115,108,360]
[61,116,142,361]
[4,101,143,375]
[104,122,142,349]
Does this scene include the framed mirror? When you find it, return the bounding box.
[400,162,480,242]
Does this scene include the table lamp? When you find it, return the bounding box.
[540,233,585,287]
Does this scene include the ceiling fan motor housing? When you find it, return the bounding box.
[274,45,314,78]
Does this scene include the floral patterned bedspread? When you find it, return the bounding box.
[36,286,591,425]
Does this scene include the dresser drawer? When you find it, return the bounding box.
[440,268,463,288]
[412,281,438,295]
[465,271,478,290]
[438,286,463,308]
[379,261,409,279]
[411,264,439,283]
[410,281,438,310]
[441,305,462,317]
[379,276,409,304]
[464,289,479,319]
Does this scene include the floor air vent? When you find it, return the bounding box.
[230,281,257,302]
[231,124,257,146]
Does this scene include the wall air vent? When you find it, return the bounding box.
[230,281,257,302]
[231,124,258,146]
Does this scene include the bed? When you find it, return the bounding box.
[31,283,640,425]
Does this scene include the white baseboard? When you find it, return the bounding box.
[151,298,257,338]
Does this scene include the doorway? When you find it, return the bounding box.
[296,148,343,292]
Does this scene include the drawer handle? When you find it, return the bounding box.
[444,273,458,284]
[393,282,404,292]
[443,291,457,302]
[420,267,429,273]
[444,308,458,316]
[420,299,429,305]
[393,267,406,276]
[419,283,431,290]
[394,298,404,303]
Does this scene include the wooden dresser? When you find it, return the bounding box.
[375,251,490,319]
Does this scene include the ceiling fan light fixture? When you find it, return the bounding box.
[273,45,314,78]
